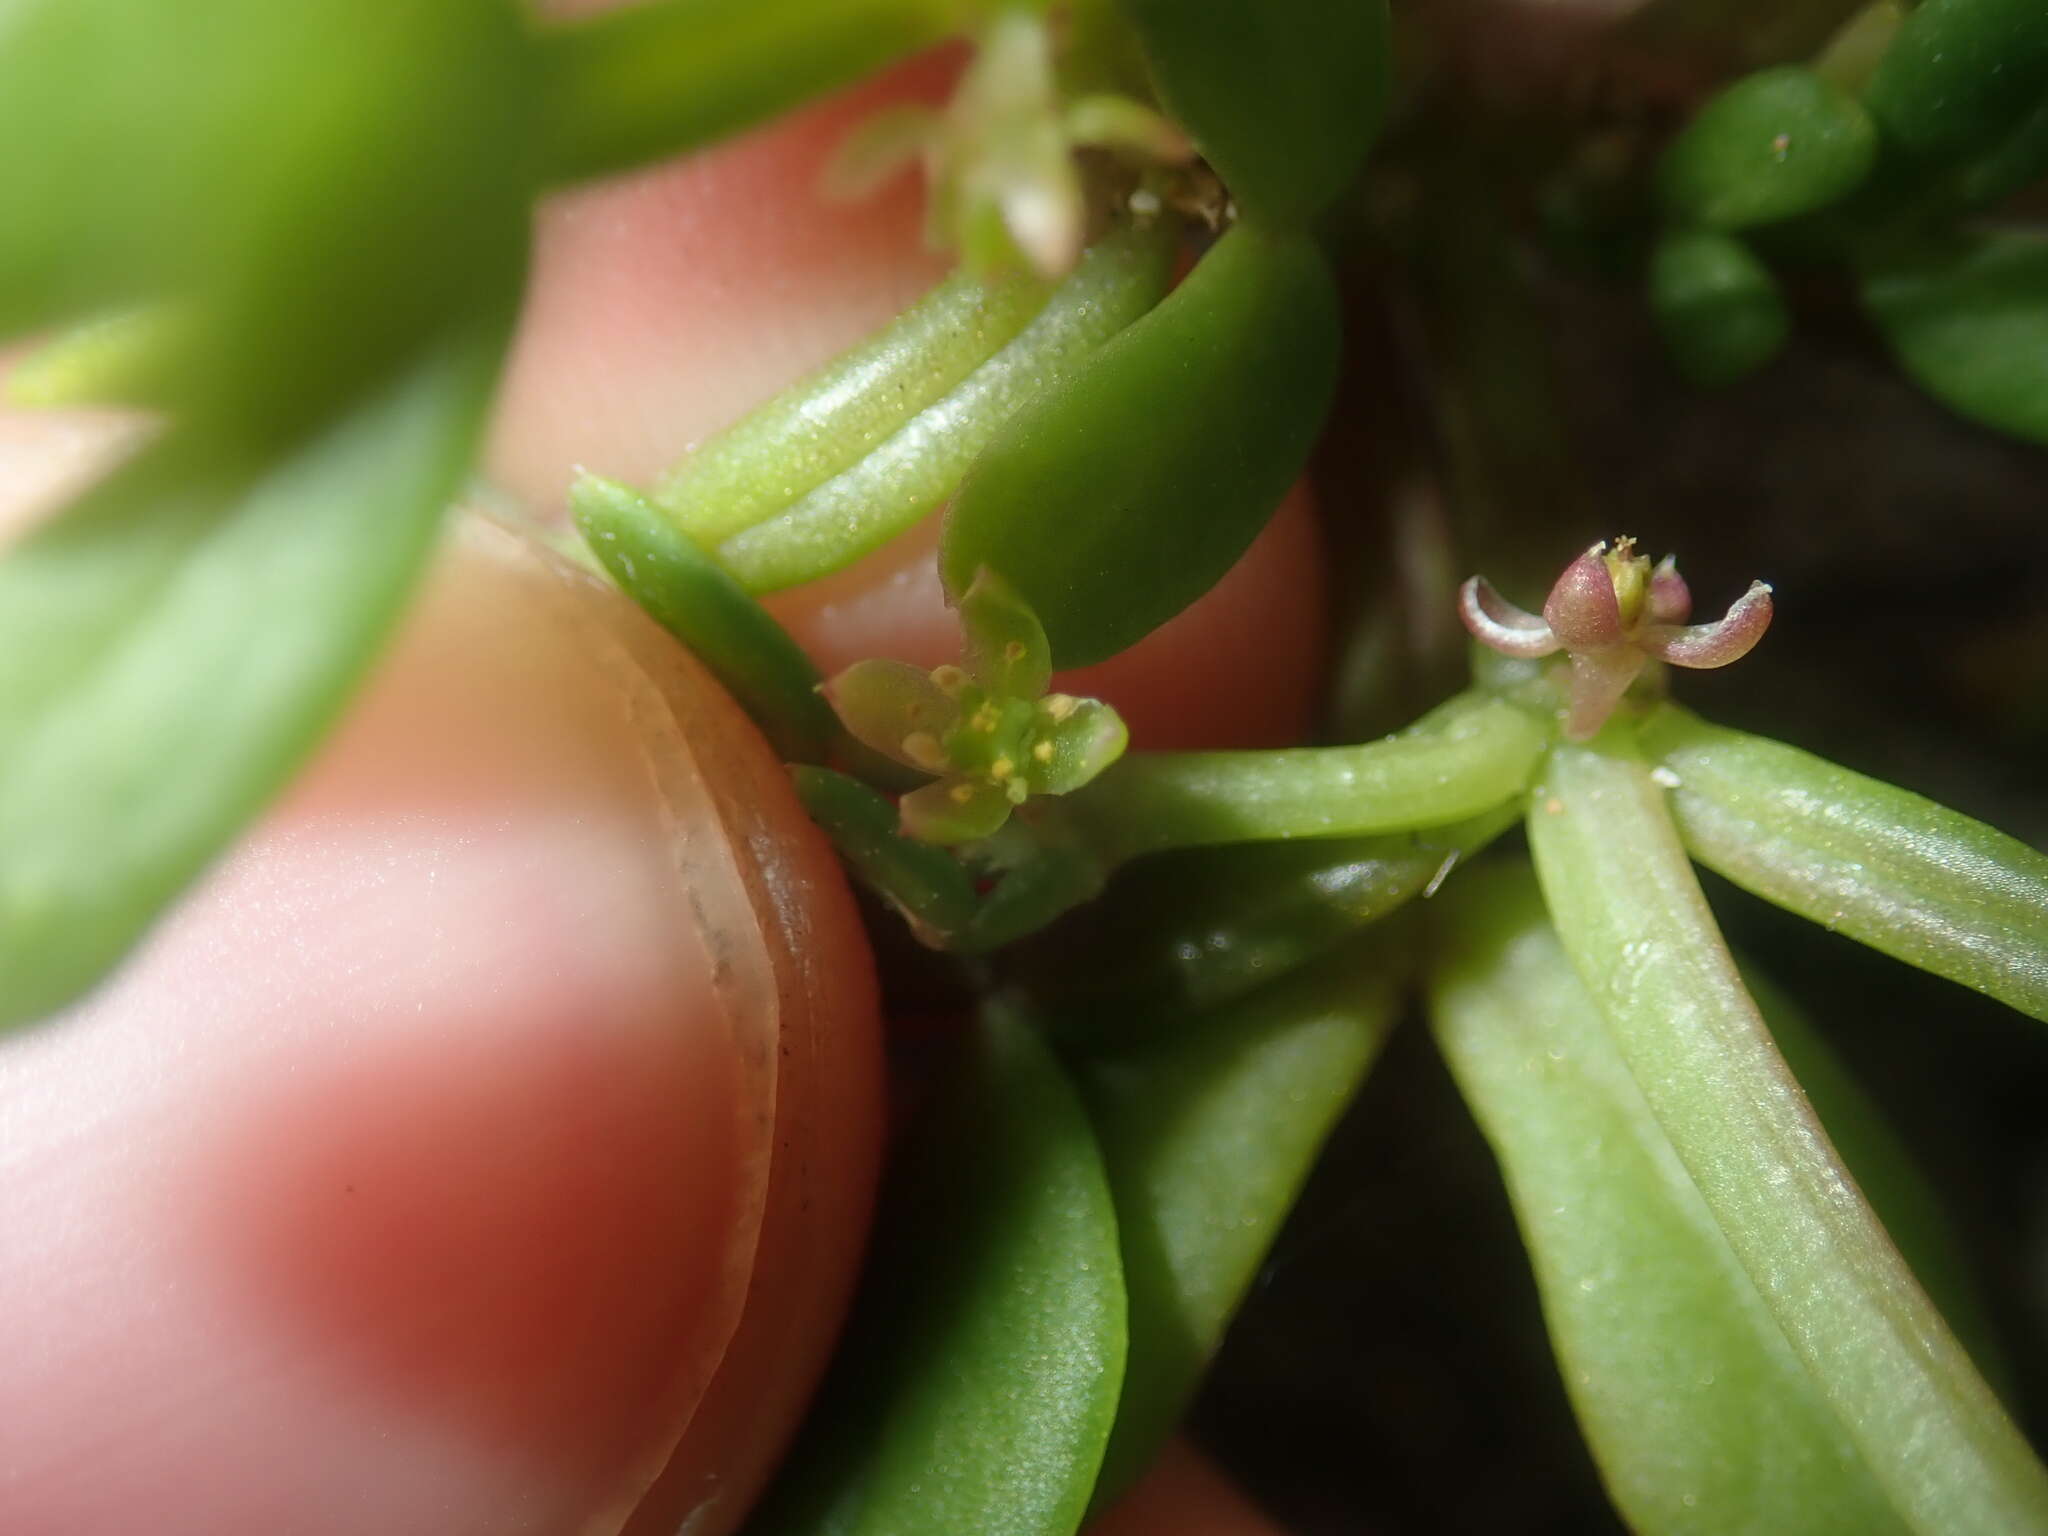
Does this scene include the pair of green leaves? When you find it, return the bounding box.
[1508,736,2048,1533]
[1430,859,2001,1533]
[751,945,1402,1533]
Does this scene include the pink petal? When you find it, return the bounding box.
[1543,544,1626,650]
[1457,576,1560,659]
[1646,556,1692,625]
[1562,648,1646,741]
[1639,580,1773,669]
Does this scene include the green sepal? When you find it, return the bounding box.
[1639,704,2048,1022]
[747,1004,1126,1536]
[1076,932,1405,1508]
[1658,66,1877,230]
[958,566,1053,700]
[0,314,512,1031]
[901,775,1016,845]
[789,766,977,946]
[943,224,1340,667]
[823,658,961,771]
[1114,0,1392,228]
[570,473,837,764]
[1860,230,2048,448]
[1650,228,1790,387]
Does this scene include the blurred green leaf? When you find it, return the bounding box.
[1527,735,2048,1535]
[942,225,1340,667]
[1860,230,2048,448]
[1650,229,1790,387]
[1640,705,2048,1022]
[0,316,512,1031]
[1115,0,1391,228]
[1864,0,2048,164]
[536,0,961,188]
[0,0,534,440]
[1075,935,1403,1507]
[748,1004,1125,1536]
[1659,67,1877,229]
[1430,861,1907,1535]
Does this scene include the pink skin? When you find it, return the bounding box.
[0,32,1329,1536]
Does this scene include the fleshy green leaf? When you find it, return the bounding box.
[1076,934,1404,1507]
[1860,230,2048,447]
[942,224,1340,667]
[1069,692,1548,864]
[789,766,976,946]
[535,0,960,188]
[657,263,1055,545]
[1639,705,2048,1023]
[1114,0,1391,228]
[748,1004,1126,1536]
[1014,808,1513,1024]
[571,473,837,763]
[1658,66,1877,229]
[1430,860,1909,1535]
[713,221,1176,592]
[1650,229,1791,387]
[1526,733,2048,1535]
[0,317,511,1031]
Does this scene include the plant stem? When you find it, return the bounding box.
[1070,691,1546,865]
[1527,731,2048,1536]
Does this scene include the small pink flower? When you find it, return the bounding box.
[1459,538,1773,740]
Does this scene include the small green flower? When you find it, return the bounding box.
[824,568,1128,844]
[824,6,1189,277]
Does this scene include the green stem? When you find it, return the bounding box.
[712,218,1175,591]
[1526,731,2048,1536]
[1070,691,1547,865]
[1639,703,2048,1023]
[535,0,964,188]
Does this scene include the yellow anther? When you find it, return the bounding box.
[1031,739,1055,764]
[1041,693,1078,722]
[931,664,968,697]
[949,781,977,805]
[989,757,1015,781]
[971,701,1002,733]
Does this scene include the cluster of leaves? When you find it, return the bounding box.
[1644,0,2048,447]
[7,3,2048,1535]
